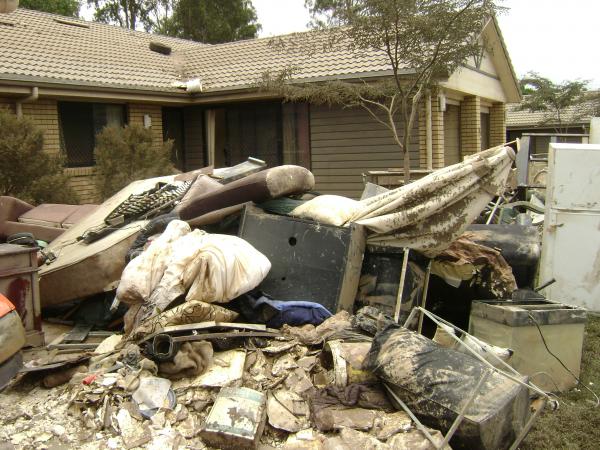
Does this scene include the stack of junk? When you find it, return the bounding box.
[0,140,588,450]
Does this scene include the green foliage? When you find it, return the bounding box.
[0,109,77,205]
[159,0,261,43]
[87,0,152,30]
[87,0,260,41]
[518,72,597,132]
[267,0,501,180]
[94,123,175,199]
[19,0,81,17]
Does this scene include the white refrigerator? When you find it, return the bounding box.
[539,143,600,311]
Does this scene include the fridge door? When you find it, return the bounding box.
[540,210,600,311]
[540,144,600,311]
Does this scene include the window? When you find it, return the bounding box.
[58,102,126,167]
[480,112,490,151]
[212,102,283,168]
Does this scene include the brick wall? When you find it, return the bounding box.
[21,100,101,203]
[65,167,99,204]
[128,103,163,149]
[460,95,481,156]
[490,103,506,147]
[21,99,61,156]
[3,100,168,205]
[419,95,445,169]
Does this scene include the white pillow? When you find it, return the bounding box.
[290,195,361,226]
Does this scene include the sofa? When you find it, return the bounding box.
[0,196,98,243]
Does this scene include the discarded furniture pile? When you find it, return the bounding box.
[0,141,588,450]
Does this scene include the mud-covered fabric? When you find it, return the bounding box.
[159,341,213,380]
[364,326,530,450]
[126,300,238,340]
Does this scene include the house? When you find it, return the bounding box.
[506,99,596,156]
[0,8,521,203]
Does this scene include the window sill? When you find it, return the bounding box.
[64,167,96,177]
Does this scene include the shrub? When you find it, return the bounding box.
[0,108,77,205]
[94,124,175,200]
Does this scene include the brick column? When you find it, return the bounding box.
[419,95,445,169]
[489,103,506,147]
[460,95,481,156]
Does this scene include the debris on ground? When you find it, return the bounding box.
[1,146,573,450]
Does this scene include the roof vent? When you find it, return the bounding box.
[149,41,172,55]
[54,18,90,29]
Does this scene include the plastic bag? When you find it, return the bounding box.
[117,220,190,305]
[185,234,272,304]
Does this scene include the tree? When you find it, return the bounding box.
[87,0,160,30]
[158,0,261,43]
[87,0,261,42]
[0,109,77,205]
[19,0,81,17]
[518,72,599,133]
[94,124,175,199]
[265,0,500,181]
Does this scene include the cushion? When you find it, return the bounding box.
[18,204,81,228]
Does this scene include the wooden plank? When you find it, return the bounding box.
[63,324,93,343]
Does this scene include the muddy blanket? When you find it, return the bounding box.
[364,326,530,450]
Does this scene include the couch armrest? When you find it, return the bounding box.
[0,197,35,238]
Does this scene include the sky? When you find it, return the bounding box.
[82,0,600,88]
[251,0,600,88]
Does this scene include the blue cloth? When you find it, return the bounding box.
[248,295,333,328]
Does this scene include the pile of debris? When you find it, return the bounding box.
[0,143,561,449]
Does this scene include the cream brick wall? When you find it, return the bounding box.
[20,100,101,204]
[419,96,445,169]
[9,102,166,205]
[490,103,506,147]
[64,167,99,204]
[460,95,481,156]
[128,104,163,149]
[22,100,61,157]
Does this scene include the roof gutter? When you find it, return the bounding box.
[15,86,38,117]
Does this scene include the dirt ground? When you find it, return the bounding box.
[521,314,600,450]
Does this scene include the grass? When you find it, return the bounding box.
[521,314,600,450]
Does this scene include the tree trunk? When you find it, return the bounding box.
[403,147,411,184]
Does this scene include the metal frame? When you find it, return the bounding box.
[385,306,552,449]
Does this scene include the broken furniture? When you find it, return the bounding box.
[357,245,427,321]
[238,205,365,313]
[0,243,44,346]
[38,174,183,306]
[466,224,540,288]
[0,196,98,243]
[469,299,587,392]
[47,324,114,351]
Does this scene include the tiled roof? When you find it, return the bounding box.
[0,9,203,92]
[506,97,597,128]
[0,9,393,94]
[184,32,392,92]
